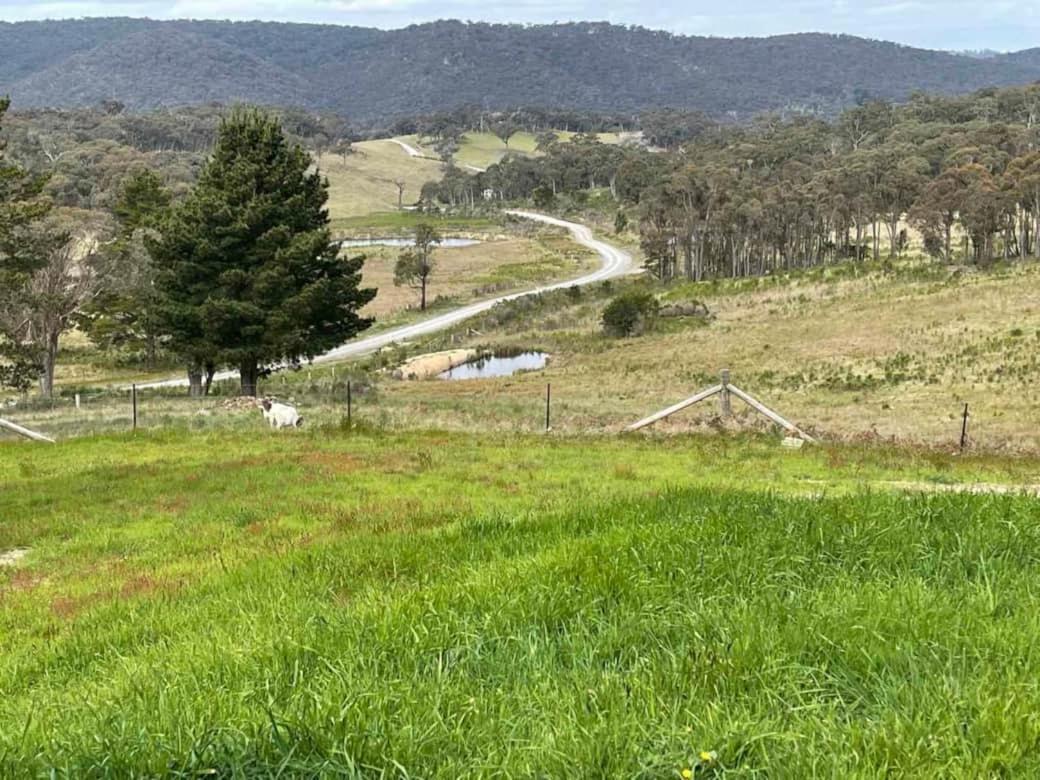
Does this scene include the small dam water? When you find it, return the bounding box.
[437,352,550,381]
[340,238,482,249]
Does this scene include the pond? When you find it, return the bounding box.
[438,352,550,381]
[340,238,482,249]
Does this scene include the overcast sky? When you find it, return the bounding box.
[0,0,1037,52]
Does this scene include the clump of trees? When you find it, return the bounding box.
[1,97,49,391]
[2,103,355,212]
[1,97,106,396]
[3,106,376,399]
[425,83,1040,279]
[81,169,170,367]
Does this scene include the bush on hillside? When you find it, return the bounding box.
[601,291,659,337]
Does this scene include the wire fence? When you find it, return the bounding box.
[1,371,561,443]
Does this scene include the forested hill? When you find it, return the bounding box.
[3,18,1040,121]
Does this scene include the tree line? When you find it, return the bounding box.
[2,103,355,212]
[0,105,374,397]
[422,84,1040,280]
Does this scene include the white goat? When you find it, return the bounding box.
[260,398,303,429]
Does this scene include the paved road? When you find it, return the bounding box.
[135,212,637,389]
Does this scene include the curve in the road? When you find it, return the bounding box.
[136,212,636,389]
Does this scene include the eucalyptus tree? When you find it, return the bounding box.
[0,97,51,391]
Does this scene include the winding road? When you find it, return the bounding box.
[389,138,428,159]
[136,211,636,389]
[390,137,486,173]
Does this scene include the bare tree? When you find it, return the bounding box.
[393,178,407,210]
[1,231,103,397]
[393,223,441,310]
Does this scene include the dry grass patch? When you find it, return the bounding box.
[321,140,443,222]
[357,238,599,319]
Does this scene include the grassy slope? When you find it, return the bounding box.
[362,257,1040,450]
[450,131,623,170]
[358,235,598,318]
[20,248,1040,450]
[324,130,621,220]
[3,430,1040,775]
[322,140,444,227]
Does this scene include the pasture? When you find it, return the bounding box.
[355,235,598,319]
[12,248,1040,450]
[321,140,444,225]
[365,255,1040,450]
[3,429,1040,775]
[430,131,624,171]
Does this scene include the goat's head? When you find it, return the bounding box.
[260,399,273,412]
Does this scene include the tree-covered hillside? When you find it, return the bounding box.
[3,19,1040,121]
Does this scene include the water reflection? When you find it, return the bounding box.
[438,352,549,380]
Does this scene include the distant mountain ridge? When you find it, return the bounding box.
[2,18,1040,121]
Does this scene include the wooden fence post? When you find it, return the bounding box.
[720,369,732,417]
[347,380,353,426]
[545,383,552,432]
[131,384,138,431]
[960,403,970,450]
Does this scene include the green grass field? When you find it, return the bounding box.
[445,131,624,171]
[3,430,1040,775]
[322,140,444,226]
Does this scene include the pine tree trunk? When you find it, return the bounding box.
[420,276,427,311]
[240,359,259,397]
[188,366,204,398]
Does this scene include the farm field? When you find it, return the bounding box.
[322,139,444,225]
[22,227,598,399]
[3,429,1040,775]
[365,255,1040,451]
[356,235,599,319]
[396,131,626,171]
[12,249,1040,450]
[455,131,624,170]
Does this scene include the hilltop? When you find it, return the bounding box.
[4,19,1040,120]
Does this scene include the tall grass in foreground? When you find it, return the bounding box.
[3,460,1040,776]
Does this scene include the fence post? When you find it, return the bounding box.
[131,384,138,432]
[545,383,551,433]
[347,380,353,427]
[720,368,732,417]
[75,393,81,410]
[960,403,970,450]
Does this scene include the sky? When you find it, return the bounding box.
[0,0,1037,52]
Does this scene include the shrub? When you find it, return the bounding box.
[602,291,660,337]
[532,185,556,209]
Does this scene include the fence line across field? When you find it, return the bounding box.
[2,367,980,449]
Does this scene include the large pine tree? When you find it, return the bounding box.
[152,110,375,396]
